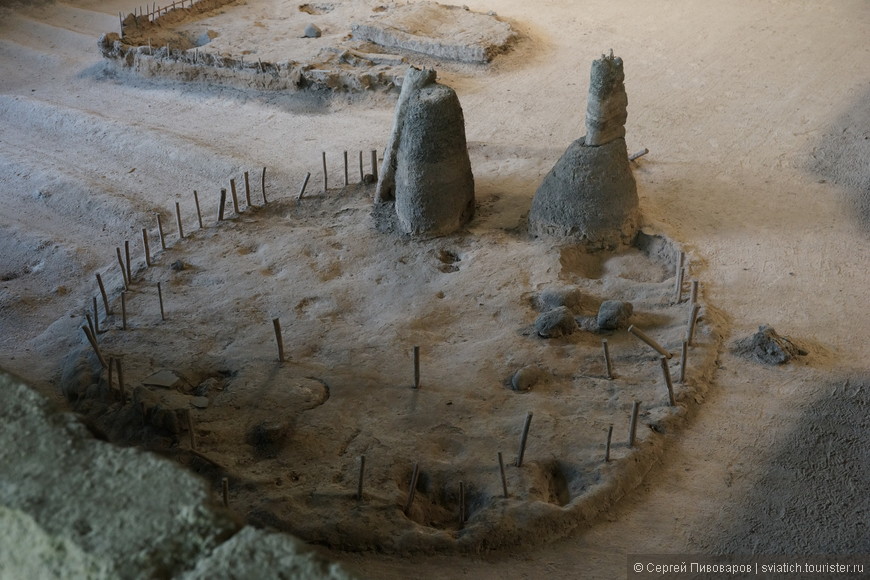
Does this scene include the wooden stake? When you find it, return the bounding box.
[690,279,699,304]
[157,282,165,321]
[193,190,203,229]
[121,291,127,330]
[244,171,251,206]
[515,412,533,467]
[343,150,348,186]
[629,147,649,161]
[230,179,239,214]
[116,357,125,404]
[218,188,227,221]
[142,228,151,267]
[93,296,100,334]
[82,325,108,368]
[602,339,613,379]
[96,273,112,314]
[497,451,508,498]
[605,424,614,462]
[356,455,365,500]
[673,251,685,303]
[459,481,466,526]
[297,172,311,200]
[413,345,420,389]
[358,150,364,182]
[187,410,197,450]
[272,318,285,362]
[687,304,701,346]
[261,167,267,204]
[115,247,128,289]
[403,462,420,515]
[175,202,184,239]
[627,325,672,359]
[322,151,328,192]
[124,241,132,283]
[660,356,676,406]
[679,340,688,383]
[85,312,96,338]
[221,477,229,507]
[371,150,378,181]
[107,356,114,400]
[157,213,166,250]
[628,400,640,447]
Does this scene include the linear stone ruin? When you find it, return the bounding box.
[375,67,475,236]
[529,52,640,248]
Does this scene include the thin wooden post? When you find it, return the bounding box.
[602,339,613,379]
[157,282,165,321]
[403,462,420,515]
[356,455,365,500]
[187,410,197,450]
[627,325,672,359]
[93,296,101,334]
[244,171,251,206]
[497,451,508,498]
[157,213,166,250]
[358,150,364,182]
[343,151,349,186]
[322,151,328,192]
[272,318,285,362]
[690,280,699,304]
[121,291,128,330]
[218,188,227,221]
[107,356,114,400]
[628,401,640,447]
[687,304,701,346]
[605,424,614,462]
[116,357,126,404]
[124,240,132,283]
[371,150,378,181]
[516,412,533,467]
[175,202,184,239]
[674,251,685,303]
[81,325,108,368]
[261,167,267,204]
[413,345,420,389]
[96,273,112,314]
[222,477,229,507]
[679,340,688,383]
[230,179,239,214]
[116,247,128,289]
[142,228,151,267]
[297,172,311,200]
[660,356,676,406]
[85,312,95,337]
[459,481,466,526]
[193,190,203,229]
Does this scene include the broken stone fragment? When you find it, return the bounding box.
[303,24,322,38]
[534,286,583,312]
[597,300,633,330]
[733,325,807,365]
[534,306,578,338]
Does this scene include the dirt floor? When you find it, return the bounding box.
[1,0,869,577]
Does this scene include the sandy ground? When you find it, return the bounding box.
[1,0,869,577]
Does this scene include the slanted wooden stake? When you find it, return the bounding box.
[628,325,672,359]
[82,325,108,368]
[261,167,267,204]
[116,247,128,289]
[690,279,699,304]
[230,179,239,214]
[93,296,101,334]
[498,451,508,498]
[322,151,328,192]
[413,345,420,389]
[516,412,533,467]
[687,304,701,346]
[187,410,197,450]
[343,150,349,186]
[193,190,203,229]
[175,202,184,239]
[121,291,128,330]
[124,241,132,283]
[679,340,688,383]
[272,318,285,362]
[605,424,614,462]
[660,356,676,406]
[673,251,685,303]
[297,172,311,200]
[602,339,613,379]
[218,188,227,221]
[157,213,166,250]
[96,273,112,315]
[459,481,466,526]
[243,171,251,206]
[85,312,96,337]
[628,400,640,447]
[358,150,364,182]
[157,282,165,321]
[116,357,126,404]
[403,462,420,515]
[142,228,151,267]
[356,455,365,500]
[221,477,229,507]
[629,147,649,161]
[371,150,378,181]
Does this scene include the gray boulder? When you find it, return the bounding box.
[510,365,543,391]
[303,24,322,38]
[535,306,578,338]
[535,287,583,312]
[733,325,807,365]
[597,300,633,330]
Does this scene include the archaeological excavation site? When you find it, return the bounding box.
[1,1,868,578]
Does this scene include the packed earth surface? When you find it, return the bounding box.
[1,0,868,578]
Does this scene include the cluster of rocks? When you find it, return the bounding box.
[531,287,634,339]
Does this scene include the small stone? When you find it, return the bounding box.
[194,377,220,396]
[303,24,322,38]
[170,260,186,271]
[534,306,578,338]
[190,396,209,409]
[511,365,542,391]
[535,287,583,312]
[597,300,633,330]
[143,369,181,389]
[733,325,807,365]
[362,173,377,184]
